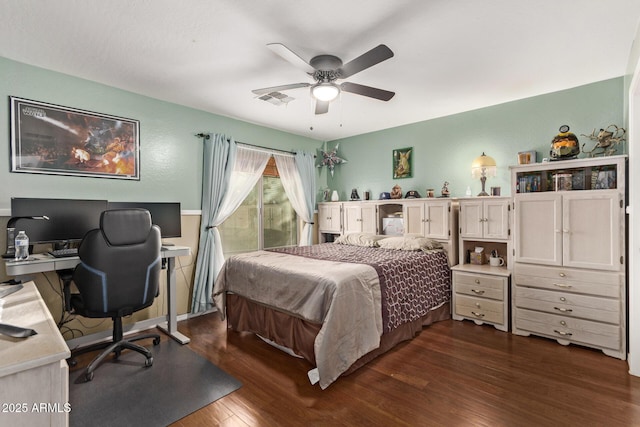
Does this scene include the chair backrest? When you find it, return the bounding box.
[72,209,162,317]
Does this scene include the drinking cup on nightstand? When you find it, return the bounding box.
[489,257,505,267]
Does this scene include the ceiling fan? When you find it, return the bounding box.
[252,43,395,114]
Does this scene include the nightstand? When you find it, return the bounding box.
[451,264,510,332]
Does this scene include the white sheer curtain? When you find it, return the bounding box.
[212,146,271,271]
[275,151,316,246]
[191,142,270,313]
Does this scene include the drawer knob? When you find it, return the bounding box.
[553,329,573,337]
[560,297,566,302]
[560,321,567,326]
[474,279,480,284]
[471,311,485,318]
[554,306,573,313]
[475,303,481,308]
[471,289,485,295]
[559,272,566,277]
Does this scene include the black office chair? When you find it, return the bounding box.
[69,209,162,381]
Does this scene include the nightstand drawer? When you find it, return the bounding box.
[515,287,620,325]
[455,295,504,325]
[453,271,506,301]
[515,308,620,350]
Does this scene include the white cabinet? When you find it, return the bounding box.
[459,198,510,240]
[403,199,451,240]
[510,155,627,359]
[514,191,622,270]
[318,202,342,238]
[317,198,458,266]
[0,282,70,427]
[343,202,377,235]
[453,196,512,332]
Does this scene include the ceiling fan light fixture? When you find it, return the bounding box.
[311,82,340,102]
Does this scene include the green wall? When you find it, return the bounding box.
[0,57,321,211]
[327,78,624,200]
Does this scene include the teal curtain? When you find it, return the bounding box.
[295,151,317,245]
[191,133,236,314]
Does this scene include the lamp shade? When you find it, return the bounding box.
[311,82,340,101]
[471,152,497,179]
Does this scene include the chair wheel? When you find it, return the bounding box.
[67,358,78,367]
[153,337,160,345]
[85,371,94,382]
[114,349,122,359]
[145,357,153,367]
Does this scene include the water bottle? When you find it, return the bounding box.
[14,230,29,261]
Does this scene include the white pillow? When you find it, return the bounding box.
[334,233,387,247]
[377,236,443,251]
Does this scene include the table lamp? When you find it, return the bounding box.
[3,216,49,259]
[471,152,497,196]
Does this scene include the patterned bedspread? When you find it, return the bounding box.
[269,244,451,334]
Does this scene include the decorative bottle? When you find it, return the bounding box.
[14,230,29,261]
[331,190,339,201]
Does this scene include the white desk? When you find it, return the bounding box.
[4,245,191,345]
[0,281,70,427]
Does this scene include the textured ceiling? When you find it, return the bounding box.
[1,1,639,141]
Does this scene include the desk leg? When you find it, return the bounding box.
[157,257,190,344]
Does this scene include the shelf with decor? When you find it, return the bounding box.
[512,156,623,194]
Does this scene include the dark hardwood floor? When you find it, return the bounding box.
[75,314,640,426]
[162,314,640,426]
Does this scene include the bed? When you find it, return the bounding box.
[213,233,452,389]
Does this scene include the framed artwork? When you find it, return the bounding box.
[393,147,413,179]
[10,96,140,180]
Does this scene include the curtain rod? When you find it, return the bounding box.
[195,133,314,158]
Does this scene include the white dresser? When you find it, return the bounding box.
[510,155,627,359]
[0,281,70,426]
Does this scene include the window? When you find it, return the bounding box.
[219,157,297,256]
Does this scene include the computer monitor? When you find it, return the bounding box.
[107,201,182,238]
[11,198,109,246]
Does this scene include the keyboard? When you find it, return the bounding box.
[48,248,78,258]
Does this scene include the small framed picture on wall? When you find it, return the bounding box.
[393,147,413,179]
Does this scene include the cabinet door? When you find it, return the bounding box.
[343,204,363,234]
[318,203,341,233]
[360,204,378,234]
[483,199,509,239]
[403,202,425,235]
[563,191,621,271]
[514,193,562,265]
[424,200,450,239]
[459,200,483,238]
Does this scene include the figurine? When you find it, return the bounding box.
[391,184,403,199]
[581,125,626,157]
[441,181,450,197]
[350,188,360,200]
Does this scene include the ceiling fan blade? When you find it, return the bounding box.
[341,82,395,101]
[315,100,330,115]
[252,83,310,95]
[338,44,394,78]
[267,43,316,74]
